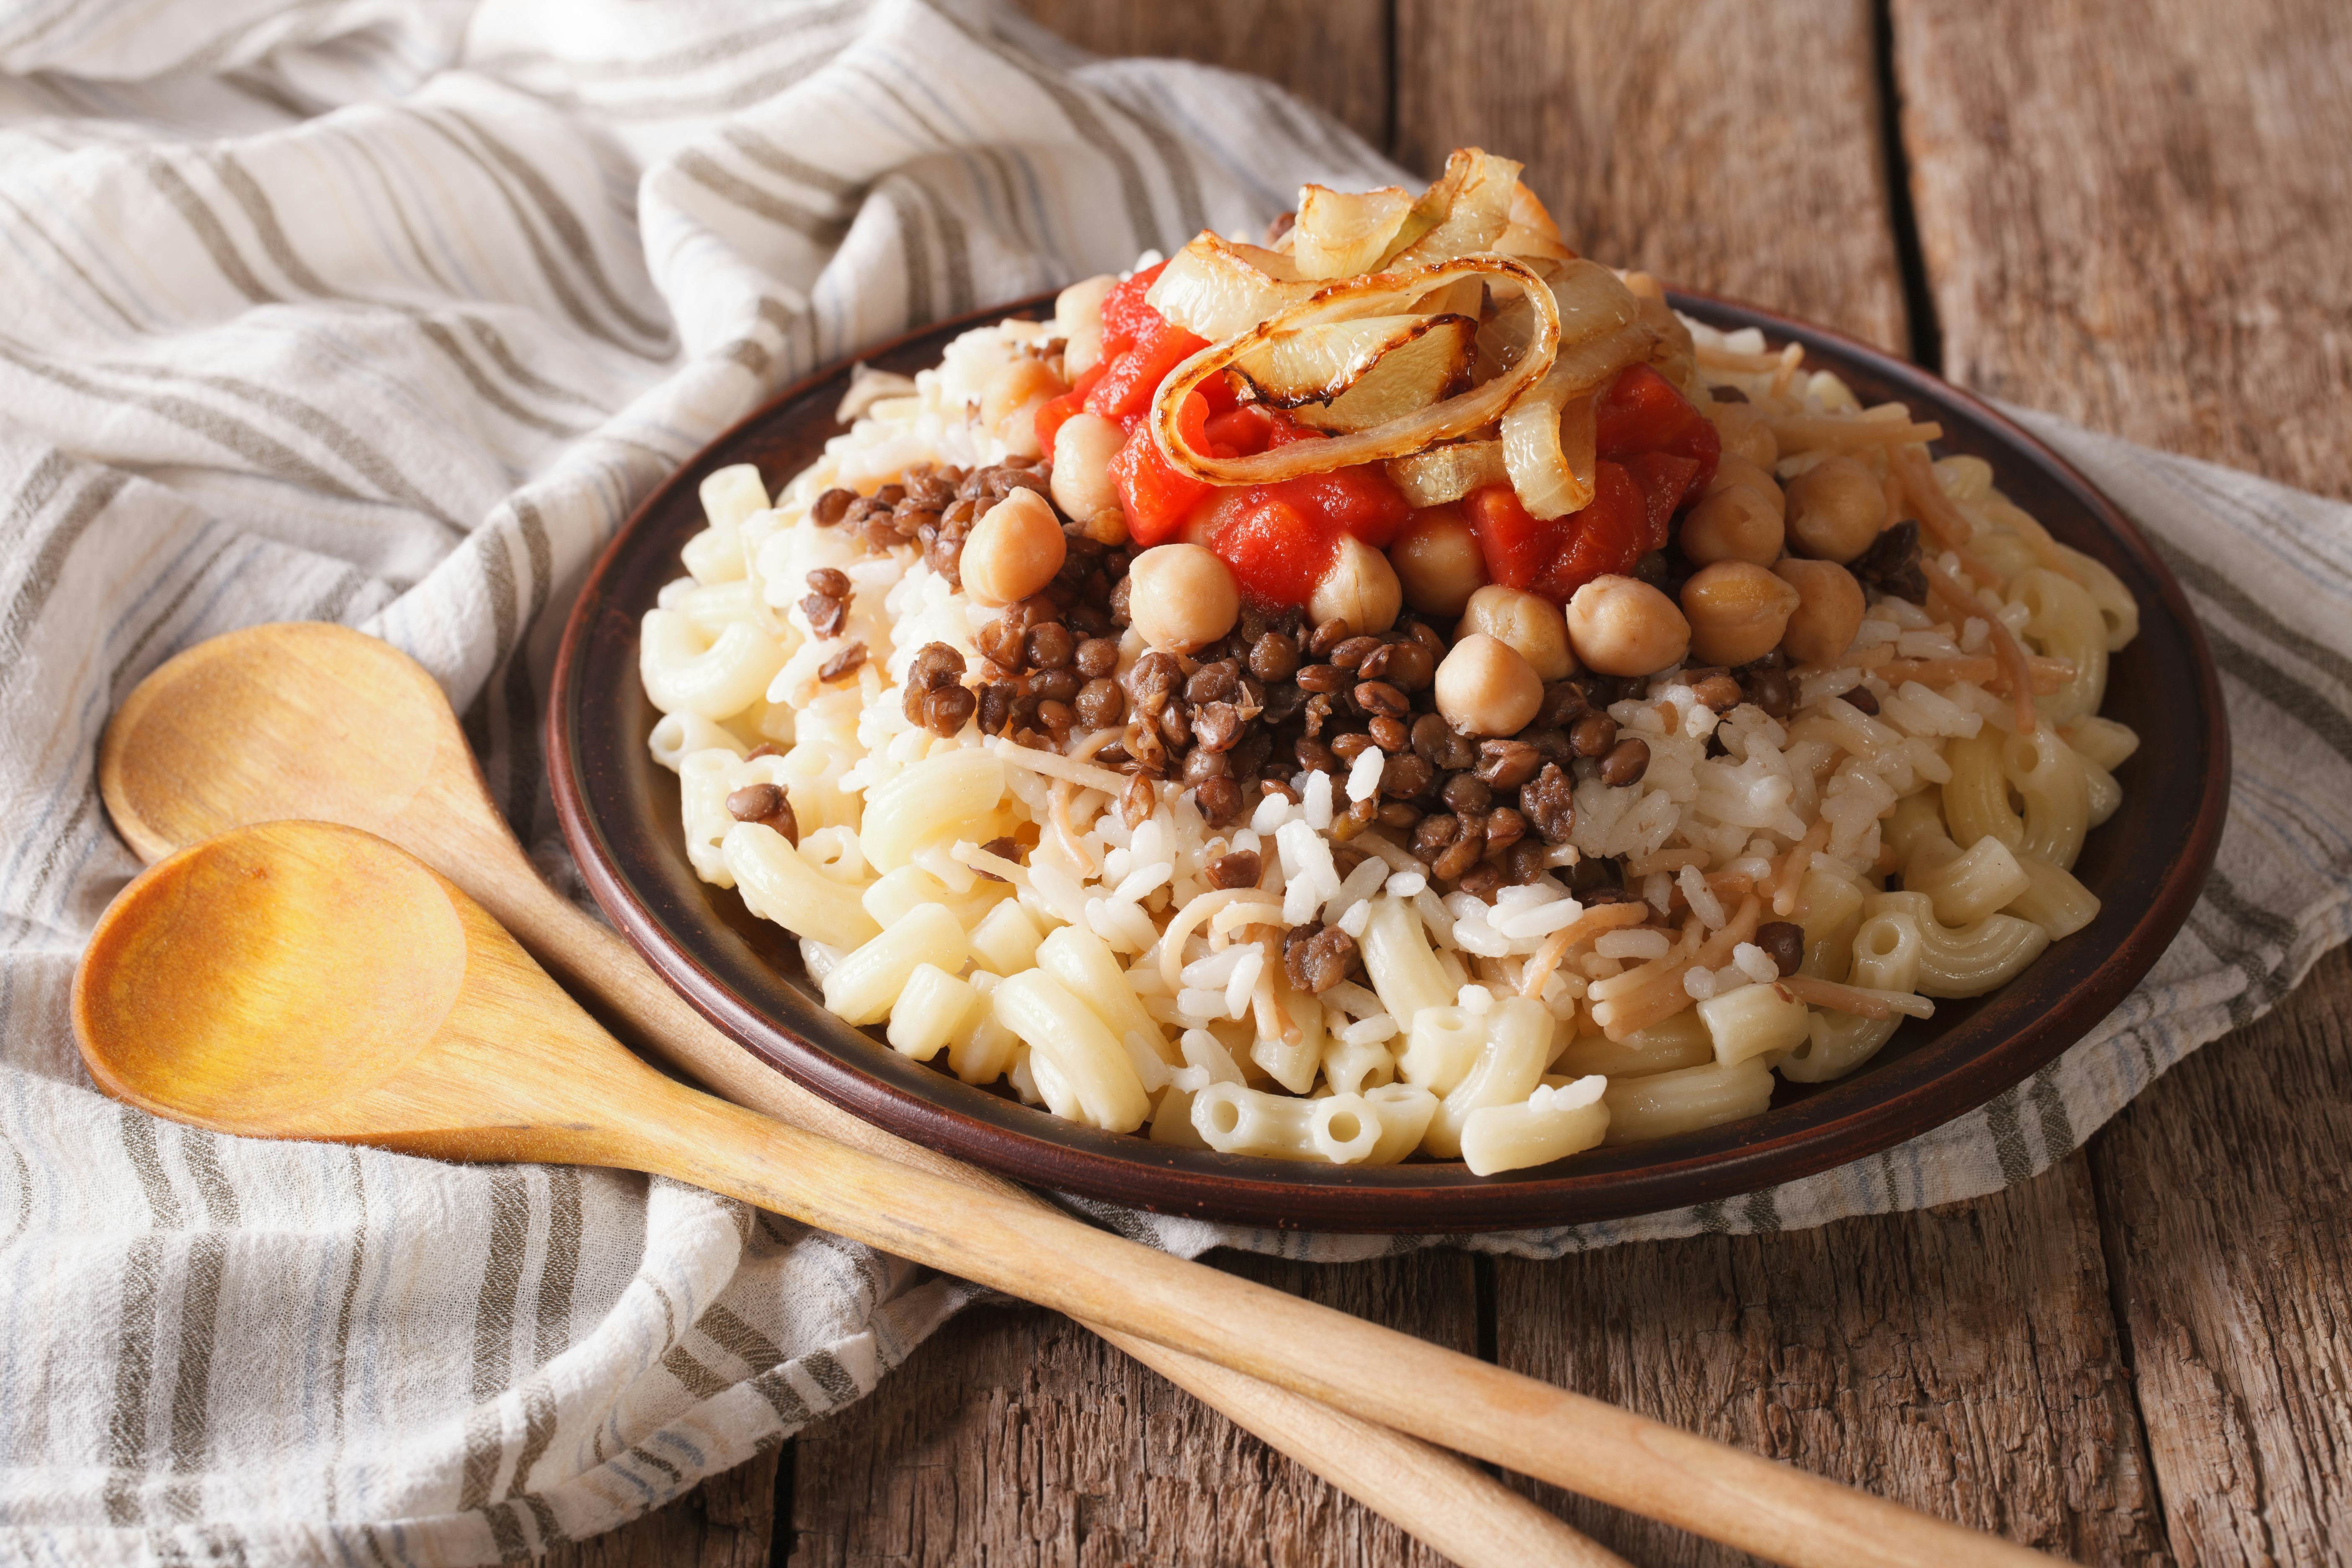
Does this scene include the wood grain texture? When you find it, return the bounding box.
[1495,1160,2167,1565]
[539,1451,782,1568]
[1893,0,2352,497]
[1392,0,1909,353]
[1896,3,2352,1559]
[2089,951,2352,1566]
[788,1253,1479,1568]
[1014,0,1391,151]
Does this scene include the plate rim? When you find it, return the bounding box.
[548,286,2230,1232]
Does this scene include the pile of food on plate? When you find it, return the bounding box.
[638,148,2140,1176]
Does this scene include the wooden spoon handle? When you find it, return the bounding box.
[618,1083,2057,1568]
[490,870,1617,1568]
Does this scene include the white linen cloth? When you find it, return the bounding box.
[0,0,2344,1560]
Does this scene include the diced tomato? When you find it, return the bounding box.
[1619,450,1700,552]
[1207,491,1338,608]
[1111,392,1213,547]
[1596,364,1720,506]
[1465,466,1651,605]
[1086,321,1209,426]
[1033,362,1107,461]
[1097,262,1169,361]
[1204,404,1316,456]
[1529,463,1649,602]
[1265,463,1413,551]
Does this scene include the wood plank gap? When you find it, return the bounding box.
[770,1413,797,1566]
[2081,1146,2178,1560]
[1872,0,1943,371]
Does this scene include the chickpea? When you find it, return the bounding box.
[1434,634,1544,738]
[1565,575,1690,676]
[1055,274,1117,379]
[1774,557,1866,666]
[1785,455,1889,563]
[959,488,1066,607]
[1050,411,1123,530]
[1456,584,1576,682]
[1709,453,1783,508]
[1307,534,1402,635]
[1679,484,1784,567]
[1127,543,1240,654]
[1708,400,1779,469]
[1390,505,1487,616]
[982,357,1065,459]
[1679,562,1801,668]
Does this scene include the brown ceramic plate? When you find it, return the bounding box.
[549,289,2227,1232]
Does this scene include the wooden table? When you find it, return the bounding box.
[557,4,2352,1562]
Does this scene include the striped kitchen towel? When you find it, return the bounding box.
[0,0,2343,1560]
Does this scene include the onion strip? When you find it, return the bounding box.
[1151,255,1562,486]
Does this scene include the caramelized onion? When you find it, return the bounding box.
[1291,183,1417,279]
[1387,439,1509,506]
[1150,255,1561,487]
[1145,235,1321,340]
[1498,263,1653,518]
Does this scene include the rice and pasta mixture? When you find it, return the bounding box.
[640,149,2140,1177]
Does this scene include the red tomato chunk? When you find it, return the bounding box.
[1465,365,1721,604]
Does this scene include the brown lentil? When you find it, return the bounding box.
[810,487,856,526]
[1382,752,1436,799]
[1844,684,1880,716]
[1442,774,1492,815]
[1248,631,1300,682]
[920,684,976,736]
[1756,920,1805,977]
[1204,849,1261,890]
[1688,671,1743,711]
[1475,738,1542,789]
[1353,680,1408,718]
[1368,714,1410,753]
[1569,712,1618,759]
[1599,737,1651,787]
[801,593,847,638]
[1193,702,1242,752]
[1747,665,1794,719]
[1537,681,1589,727]
[1026,622,1074,670]
[817,643,866,683]
[1283,923,1360,994]
[724,783,798,845]
[1193,774,1243,825]
[1075,678,1125,729]
[1075,636,1121,678]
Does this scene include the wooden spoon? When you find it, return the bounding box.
[79,818,2056,1568]
[98,622,1614,1568]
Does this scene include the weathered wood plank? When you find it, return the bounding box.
[1393,1,2165,1559]
[785,1252,1480,1567]
[1014,0,1392,152]
[1392,0,1909,354]
[1894,0,2352,497]
[1495,1162,2166,1564]
[543,1448,782,1568]
[2088,952,2352,1567]
[1896,3,2352,1559]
